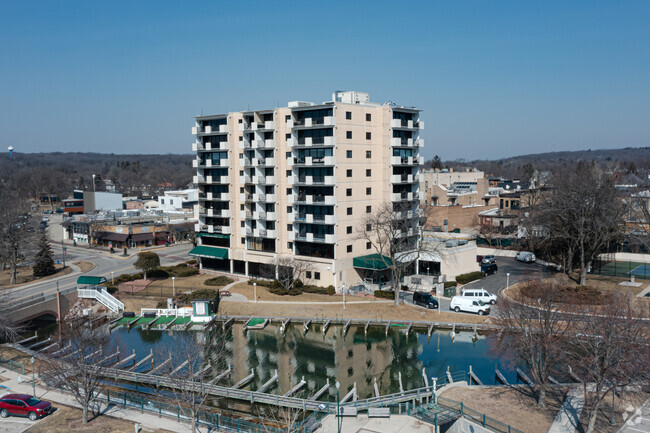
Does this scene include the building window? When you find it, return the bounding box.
[346,169,352,178]
[347,207,353,215]
[367,241,372,249]
[347,226,352,234]
[366,113,371,121]
[287,206,292,213]
[366,151,371,158]
[286,152,291,157]
[241,237,245,244]
[366,205,372,213]
[346,188,352,197]
[287,188,292,195]
[366,187,371,195]
[285,115,291,121]
[286,133,291,140]
[287,224,292,231]
[286,170,291,177]
[314,272,320,280]
[366,132,371,140]
[366,224,372,231]
[345,111,352,120]
[306,271,312,279]
[288,242,293,249]
[346,150,352,158]
[366,169,371,177]
[346,131,352,139]
[347,245,352,253]
[238,118,243,123]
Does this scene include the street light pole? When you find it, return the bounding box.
[111,271,114,285]
[172,277,176,297]
[253,282,257,303]
[342,283,346,310]
[335,381,341,433]
[61,239,66,268]
[506,273,510,289]
[30,357,35,396]
[92,174,96,193]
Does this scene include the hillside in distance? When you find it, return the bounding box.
[444,147,650,178]
[0,152,194,199]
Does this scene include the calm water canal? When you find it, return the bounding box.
[111,322,516,400]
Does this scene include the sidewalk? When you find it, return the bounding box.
[0,368,207,433]
[548,385,585,433]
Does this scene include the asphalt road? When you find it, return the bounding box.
[6,242,193,303]
[402,258,554,317]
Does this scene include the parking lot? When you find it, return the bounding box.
[403,258,553,317]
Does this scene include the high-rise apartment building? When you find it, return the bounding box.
[190,91,423,291]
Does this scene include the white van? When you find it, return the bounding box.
[460,288,497,305]
[516,251,536,263]
[449,296,491,315]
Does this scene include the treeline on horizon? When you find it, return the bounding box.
[426,146,650,180]
[0,152,195,201]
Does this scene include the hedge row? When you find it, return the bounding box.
[455,271,484,285]
[374,290,395,300]
[249,279,335,296]
[204,276,234,286]
[443,281,457,288]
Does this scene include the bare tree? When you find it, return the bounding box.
[566,292,650,433]
[0,190,33,284]
[276,256,312,293]
[41,317,114,423]
[494,279,573,407]
[542,162,623,285]
[357,202,426,306]
[0,292,26,342]
[154,330,229,433]
[256,400,307,432]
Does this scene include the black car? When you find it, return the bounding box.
[412,291,439,309]
[481,263,498,276]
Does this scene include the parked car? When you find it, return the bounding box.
[515,251,536,263]
[0,394,52,420]
[460,287,497,304]
[481,263,498,276]
[42,210,53,214]
[449,296,491,315]
[412,291,439,309]
[481,255,496,264]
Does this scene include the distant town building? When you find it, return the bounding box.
[63,190,84,215]
[158,189,198,212]
[83,191,123,213]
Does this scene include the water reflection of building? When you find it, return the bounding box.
[225,323,428,399]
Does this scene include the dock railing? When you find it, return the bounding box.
[435,395,526,433]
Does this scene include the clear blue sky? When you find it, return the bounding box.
[1,1,649,160]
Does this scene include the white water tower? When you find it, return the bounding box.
[8,146,14,158]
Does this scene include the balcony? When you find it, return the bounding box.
[254,157,276,167]
[294,232,337,243]
[293,175,336,186]
[390,156,423,166]
[390,119,422,130]
[252,120,275,130]
[203,192,230,201]
[204,124,229,134]
[192,142,203,152]
[239,175,253,184]
[293,194,336,205]
[302,214,336,224]
[250,139,276,149]
[391,192,415,202]
[292,155,336,166]
[260,193,276,202]
[390,174,415,184]
[253,227,266,237]
[294,136,336,147]
[255,175,276,185]
[240,210,252,219]
[293,116,336,128]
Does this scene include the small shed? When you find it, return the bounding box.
[192,299,213,318]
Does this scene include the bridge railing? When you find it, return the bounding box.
[7,287,77,310]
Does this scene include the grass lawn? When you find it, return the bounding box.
[579,390,650,433]
[0,264,72,289]
[24,404,174,433]
[119,273,237,298]
[439,386,567,433]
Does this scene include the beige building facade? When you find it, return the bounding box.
[190,91,424,291]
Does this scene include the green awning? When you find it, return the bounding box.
[196,232,230,239]
[77,276,108,285]
[189,246,229,260]
[353,254,392,270]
